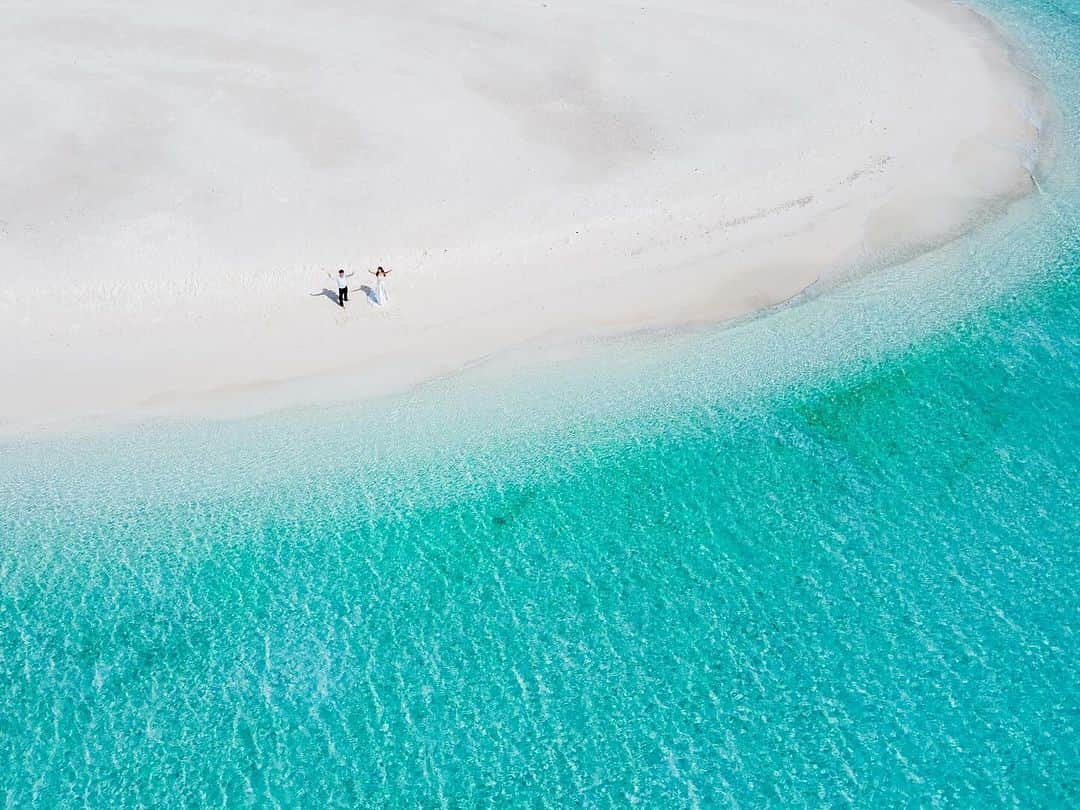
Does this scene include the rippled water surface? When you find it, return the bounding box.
[2,0,1079,805]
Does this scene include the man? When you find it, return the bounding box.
[336,269,349,307]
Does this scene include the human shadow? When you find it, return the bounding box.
[359,284,380,305]
[310,288,341,307]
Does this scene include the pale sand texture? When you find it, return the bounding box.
[0,0,1046,434]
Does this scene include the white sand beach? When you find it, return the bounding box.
[0,0,1046,434]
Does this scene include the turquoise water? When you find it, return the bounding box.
[2,1,1079,806]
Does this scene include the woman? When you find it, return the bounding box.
[369,265,392,306]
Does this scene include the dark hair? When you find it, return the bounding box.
[377,266,384,271]
[338,269,344,273]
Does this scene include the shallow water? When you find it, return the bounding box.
[2,0,1078,805]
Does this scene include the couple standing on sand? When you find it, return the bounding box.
[337,266,391,308]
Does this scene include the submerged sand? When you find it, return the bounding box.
[0,0,1048,434]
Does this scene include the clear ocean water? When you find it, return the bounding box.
[2,0,1078,806]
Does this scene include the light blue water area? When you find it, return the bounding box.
[2,0,1079,806]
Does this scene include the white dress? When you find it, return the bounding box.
[375,276,388,306]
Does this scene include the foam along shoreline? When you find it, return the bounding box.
[0,0,1050,436]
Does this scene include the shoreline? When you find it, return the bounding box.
[0,0,1053,438]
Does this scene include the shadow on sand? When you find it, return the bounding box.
[310,283,379,309]
[310,288,342,307]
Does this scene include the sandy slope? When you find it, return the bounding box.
[0,0,1047,434]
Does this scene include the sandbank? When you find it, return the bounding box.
[0,0,1049,435]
